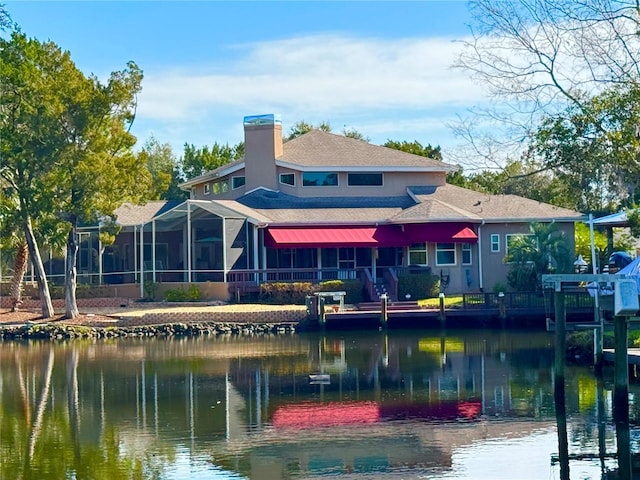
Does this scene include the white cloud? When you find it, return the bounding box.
[137,34,483,148]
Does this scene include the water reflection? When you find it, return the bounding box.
[0,330,636,479]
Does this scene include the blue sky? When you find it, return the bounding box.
[5,1,486,162]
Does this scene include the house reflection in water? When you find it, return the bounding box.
[1,331,576,479]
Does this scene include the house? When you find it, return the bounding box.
[87,114,583,301]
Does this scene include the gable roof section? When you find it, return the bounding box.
[407,184,584,222]
[114,201,181,226]
[391,198,481,222]
[180,159,245,189]
[231,188,413,224]
[278,130,455,171]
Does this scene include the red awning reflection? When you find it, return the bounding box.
[272,401,380,429]
[272,400,482,430]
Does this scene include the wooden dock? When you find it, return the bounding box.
[603,348,640,365]
[321,304,591,329]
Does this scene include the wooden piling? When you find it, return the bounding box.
[614,314,631,480]
[380,294,388,328]
[553,290,569,480]
[438,293,446,327]
[319,296,326,326]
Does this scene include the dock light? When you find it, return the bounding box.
[574,254,588,273]
[405,294,411,300]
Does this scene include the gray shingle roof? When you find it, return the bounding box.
[114,201,181,226]
[114,182,583,227]
[238,189,414,210]
[279,130,454,170]
[407,184,584,222]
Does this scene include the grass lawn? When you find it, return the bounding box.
[417,296,464,308]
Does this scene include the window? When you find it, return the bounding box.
[279,173,295,186]
[436,243,456,266]
[232,176,245,189]
[203,183,211,195]
[490,234,500,253]
[348,172,383,186]
[462,243,472,265]
[302,172,338,187]
[409,243,428,265]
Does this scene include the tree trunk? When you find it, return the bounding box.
[23,216,54,318]
[64,226,79,319]
[9,242,29,312]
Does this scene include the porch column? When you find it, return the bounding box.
[253,225,259,284]
[260,230,267,283]
[98,235,103,285]
[152,220,157,283]
[372,248,378,283]
[133,225,138,283]
[187,201,192,283]
[222,217,227,282]
[317,249,322,281]
[477,224,484,291]
[139,223,144,298]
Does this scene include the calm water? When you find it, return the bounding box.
[0,329,637,479]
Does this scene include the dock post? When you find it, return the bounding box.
[553,289,569,480]
[438,293,446,327]
[614,314,631,479]
[380,294,388,328]
[319,296,326,326]
[498,291,506,326]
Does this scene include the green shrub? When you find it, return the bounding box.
[144,282,159,301]
[398,273,440,300]
[260,282,315,304]
[164,284,201,302]
[492,282,509,293]
[317,280,362,304]
[566,331,616,364]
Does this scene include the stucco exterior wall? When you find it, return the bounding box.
[478,222,576,292]
[276,169,447,197]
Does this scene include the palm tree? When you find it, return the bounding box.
[505,222,573,291]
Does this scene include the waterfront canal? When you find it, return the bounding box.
[1,329,636,479]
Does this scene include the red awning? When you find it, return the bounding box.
[404,223,478,243]
[265,225,407,248]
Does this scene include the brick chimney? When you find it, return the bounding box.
[243,114,282,191]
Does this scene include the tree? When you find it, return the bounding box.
[342,127,369,143]
[286,120,331,140]
[504,222,573,291]
[383,140,442,160]
[139,136,186,200]
[530,85,640,212]
[1,31,151,318]
[180,142,243,180]
[454,0,640,210]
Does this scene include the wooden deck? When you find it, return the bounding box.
[603,348,640,365]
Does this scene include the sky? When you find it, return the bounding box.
[5,1,488,163]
